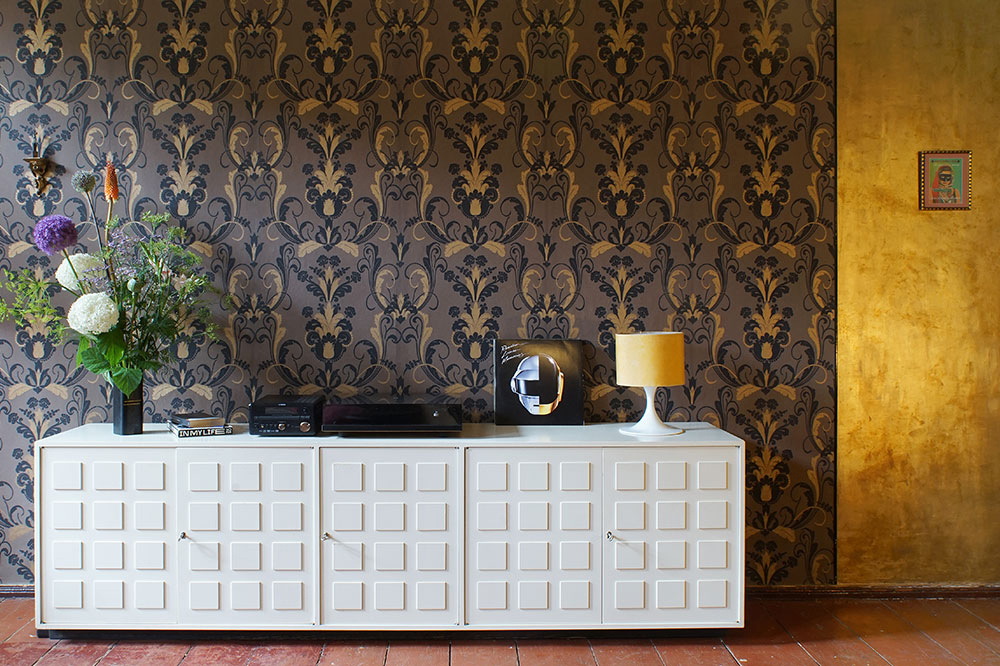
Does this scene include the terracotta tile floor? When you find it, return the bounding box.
[1,596,999,665]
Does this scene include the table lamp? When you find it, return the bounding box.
[615,331,685,436]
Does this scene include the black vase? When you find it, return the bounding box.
[112,379,143,435]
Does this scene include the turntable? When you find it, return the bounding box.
[321,398,462,435]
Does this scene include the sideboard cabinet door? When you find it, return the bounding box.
[177,447,316,625]
[602,446,744,627]
[466,447,603,626]
[39,447,178,626]
[319,447,461,626]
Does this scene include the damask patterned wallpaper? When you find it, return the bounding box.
[0,0,835,585]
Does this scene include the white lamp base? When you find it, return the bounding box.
[620,386,685,437]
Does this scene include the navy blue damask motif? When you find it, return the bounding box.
[0,0,835,586]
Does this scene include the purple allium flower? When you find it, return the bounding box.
[32,215,79,255]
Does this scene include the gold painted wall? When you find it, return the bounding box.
[839,0,1000,583]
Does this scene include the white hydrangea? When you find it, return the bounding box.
[55,253,105,292]
[67,293,119,335]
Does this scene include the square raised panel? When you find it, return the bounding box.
[615,461,645,490]
[189,581,220,611]
[188,462,220,492]
[95,580,124,609]
[332,502,363,532]
[698,461,728,490]
[656,501,686,530]
[697,579,728,608]
[697,501,728,530]
[375,581,405,610]
[518,581,548,610]
[52,541,83,570]
[273,581,303,611]
[560,580,590,610]
[135,581,166,610]
[477,502,508,531]
[375,463,405,492]
[231,502,261,531]
[375,542,405,571]
[417,542,447,571]
[519,462,549,491]
[94,501,124,530]
[134,462,165,491]
[614,580,646,610]
[230,463,260,492]
[135,541,165,570]
[698,540,728,569]
[53,581,83,609]
[615,501,646,530]
[94,541,124,570]
[332,462,363,492]
[52,462,82,490]
[615,541,645,570]
[332,542,363,571]
[272,502,303,531]
[560,461,591,491]
[416,502,447,531]
[477,462,508,491]
[272,462,303,492]
[190,541,220,571]
[656,540,686,569]
[374,502,405,531]
[332,582,363,611]
[519,502,549,531]
[560,502,591,531]
[189,502,219,531]
[416,581,447,611]
[273,542,303,571]
[231,542,262,571]
[93,461,124,490]
[477,581,507,610]
[477,541,507,571]
[416,462,447,491]
[232,581,262,611]
[518,541,549,571]
[657,580,687,609]
[53,502,83,530]
[657,461,686,490]
[560,541,590,570]
[134,501,165,531]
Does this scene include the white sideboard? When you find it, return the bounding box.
[35,422,744,631]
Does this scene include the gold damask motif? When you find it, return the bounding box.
[0,0,835,586]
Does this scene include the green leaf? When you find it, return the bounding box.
[80,346,111,375]
[96,328,126,367]
[111,367,143,396]
[75,336,91,368]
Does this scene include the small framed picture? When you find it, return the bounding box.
[919,150,972,210]
[494,339,584,425]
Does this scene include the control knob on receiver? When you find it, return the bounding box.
[299,421,310,433]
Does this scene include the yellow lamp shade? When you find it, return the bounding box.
[615,332,685,387]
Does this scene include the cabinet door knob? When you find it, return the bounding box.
[178,532,188,541]
[606,531,615,541]
[321,532,333,541]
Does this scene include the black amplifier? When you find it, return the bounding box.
[249,394,325,436]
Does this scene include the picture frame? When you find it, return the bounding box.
[919,150,972,210]
[494,339,584,425]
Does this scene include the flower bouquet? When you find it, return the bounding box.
[0,160,218,434]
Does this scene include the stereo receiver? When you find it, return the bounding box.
[249,394,324,436]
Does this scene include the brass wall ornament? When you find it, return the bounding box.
[24,140,51,197]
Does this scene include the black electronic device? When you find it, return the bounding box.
[322,400,462,435]
[249,394,325,436]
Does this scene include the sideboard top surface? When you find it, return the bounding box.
[36,421,742,448]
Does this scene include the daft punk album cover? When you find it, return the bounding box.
[494,339,584,425]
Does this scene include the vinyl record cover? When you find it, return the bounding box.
[494,339,584,425]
